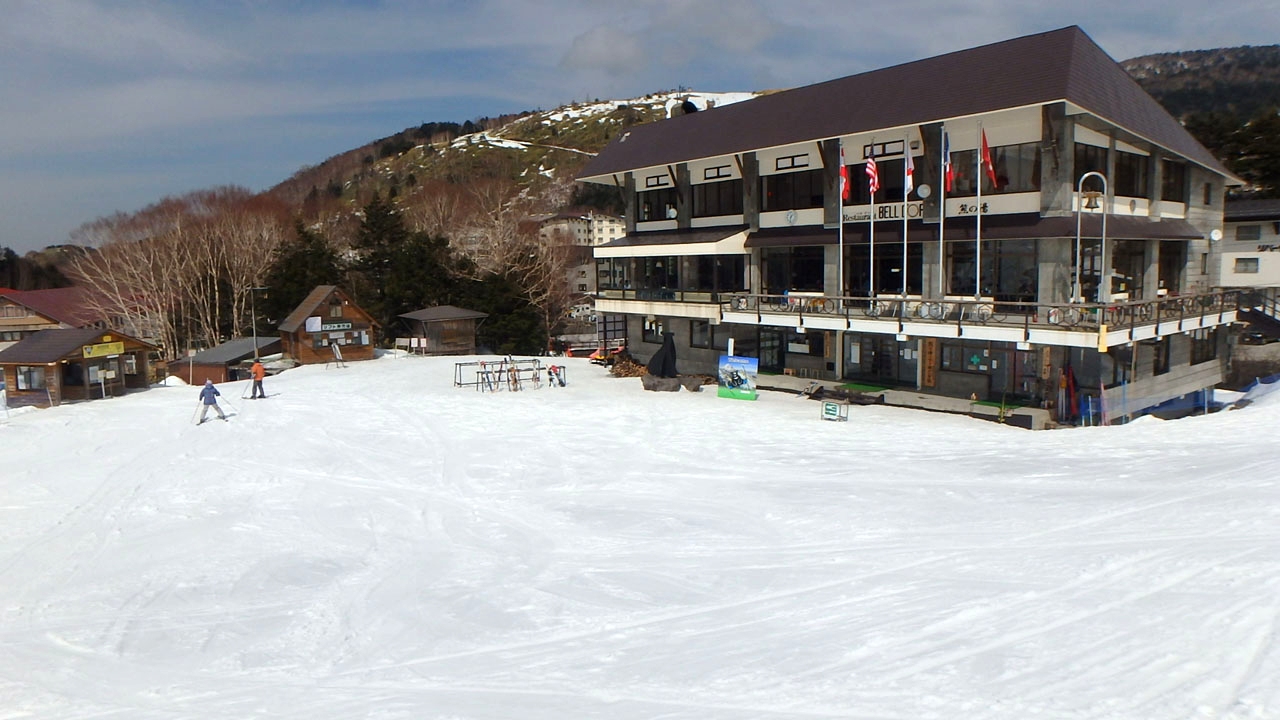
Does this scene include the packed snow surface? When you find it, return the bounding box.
[2,355,1278,719]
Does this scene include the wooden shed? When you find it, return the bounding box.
[0,327,157,407]
[397,305,488,355]
[169,336,282,385]
[278,286,379,365]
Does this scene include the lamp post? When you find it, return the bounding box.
[1073,171,1108,303]
[249,287,268,358]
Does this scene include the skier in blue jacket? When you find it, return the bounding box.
[198,379,227,423]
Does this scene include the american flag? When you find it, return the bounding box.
[866,152,880,195]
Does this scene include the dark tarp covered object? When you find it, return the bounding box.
[646,332,679,378]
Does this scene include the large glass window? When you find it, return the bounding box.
[1190,328,1218,365]
[845,158,908,204]
[692,179,743,217]
[596,258,633,289]
[1114,151,1148,197]
[1074,143,1107,180]
[17,365,46,390]
[762,246,825,294]
[987,142,1041,194]
[643,317,666,344]
[761,169,823,211]
[1161,160,1187,202]
[638,187,679,221]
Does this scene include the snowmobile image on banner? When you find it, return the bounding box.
[717,355,758,401]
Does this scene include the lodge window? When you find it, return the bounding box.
[1114,151,1148,197]
[985,142,1041,194]
[846,158,907,204]
[940,341,994,374]
[1190,328,1218,365]
[1152,337,1171,376]
[16,365,45,390]
[1161,160,1187,202]
[761,169,823,211]
[644,175,670,188]
[1074,143,1108,180]
[692,178,743,217]
[577,283,588,292]
[1234,257,1260,274]
[762,246,824,294]
[946,240,1034,298]
[690,320,727,350]
[1,305,30,318]
[775,154,810,170]
[596,257,632,290]
[639,187,679,221]
[643,317,666,344]
[704,165,732,180]
[123,355,138,375]
[329,301,343,318]
[787,328,824,357]
[1236,225,1262,241]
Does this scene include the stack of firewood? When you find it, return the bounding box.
[610,355,647,378]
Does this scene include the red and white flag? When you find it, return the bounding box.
[866,152,880,195]
[904,150,915,197]
[981,129,998,189]
[839,144,850,200]
[942,131,954,193]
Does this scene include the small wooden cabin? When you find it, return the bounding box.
[0,328,157,407]
[169,336,282,385]
[397,305,488,355]
[278,286,379,365]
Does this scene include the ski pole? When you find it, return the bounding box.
[191,400,203,425]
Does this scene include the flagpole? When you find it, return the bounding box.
[838,138,844,304]
[975,123,983,299]
[869,138,876,299]
[902,132,910,297]
[939,129,948,297]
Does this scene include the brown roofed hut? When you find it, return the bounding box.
[278,286,379,365]
[397,305,488,355]
[0,328,157,407]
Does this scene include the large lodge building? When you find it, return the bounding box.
[577,26,1250,424]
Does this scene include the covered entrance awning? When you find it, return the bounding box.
[595,226,749,257]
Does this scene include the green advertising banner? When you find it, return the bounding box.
[717,355,759,401]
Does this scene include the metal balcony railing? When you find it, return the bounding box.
[718,289,1258,338]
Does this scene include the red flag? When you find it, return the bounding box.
[981,129,998,189]
[839,144,849,200]
[904,151,915,197]
[942,131,953,193]
[866,152,880,195]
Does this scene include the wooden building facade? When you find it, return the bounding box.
[278,286,379,365]
[0,328,157,407]
[397,305,488,355]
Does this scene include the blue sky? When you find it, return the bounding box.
[2,0,1277,254]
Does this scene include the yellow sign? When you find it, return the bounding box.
[83,341,125,359]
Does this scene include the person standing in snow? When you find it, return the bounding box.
[198,379,227,423]
[249,359,266,399]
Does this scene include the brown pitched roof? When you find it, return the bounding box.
[0,328,156,364]
[278,285,379,333]
[399,305,488,323]
[578,26,1230,181]
[1225,198,1280,222]
[0,286,108,327]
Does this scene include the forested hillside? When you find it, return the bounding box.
[1124,45,1280,196]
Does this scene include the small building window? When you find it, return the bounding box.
[1190,328,1218,365]
[1236,225,1262,241]
[16,365,46,390]
[1234,257,1260,274]
[329,301,343,318]
[643,317,666,344]
[690,319,713,348]
[1161,160,1187,202]
[1152,337,1170,376]
[775,154,810,170]
[1203,183,1213,205]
